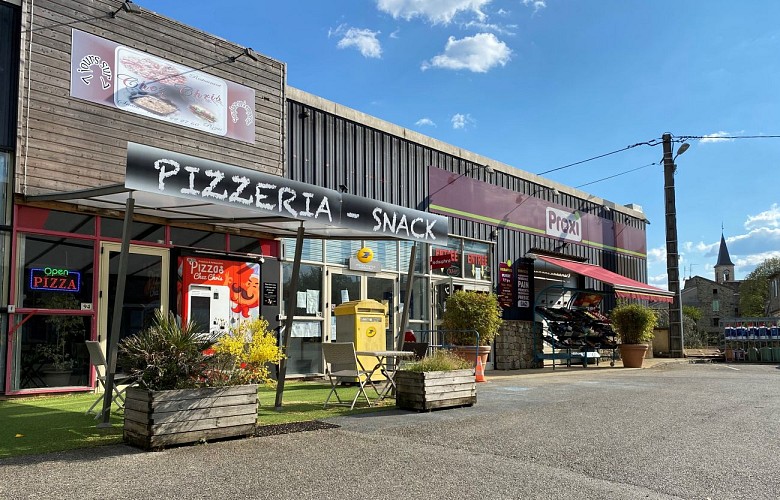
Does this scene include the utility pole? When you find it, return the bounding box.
[662,133,684,357]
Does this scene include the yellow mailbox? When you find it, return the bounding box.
[334,299,388,381]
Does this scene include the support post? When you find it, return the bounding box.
[274,223,305,409]
[98,193,134,427]
[398,243,416,350]
[662,133,684,357]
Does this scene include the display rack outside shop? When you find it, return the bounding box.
[533,285,618,369]
[723,318,780,362]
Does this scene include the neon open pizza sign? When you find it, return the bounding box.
[29,267,81,292]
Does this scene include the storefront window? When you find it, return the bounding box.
[170,227,226,250]
[325,240,362,265]
[101,217,164,243]
[230,235,263,254]
[281,263,323,317]
[283,238,323,262]
[463,239,491,281]
[0,151,9,224]
[399,240,424,274]
[401,274,429,321]
[431,240,462,278]
[17,206,94,235]
[20,235,94,310]
[365,240,398,271]
[11,314,91,390]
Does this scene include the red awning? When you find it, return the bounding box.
[534,255,675,303]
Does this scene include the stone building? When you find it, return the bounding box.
[681,234,741,343]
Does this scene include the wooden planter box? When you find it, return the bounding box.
[395,369,476,411]
[124,384,258,450]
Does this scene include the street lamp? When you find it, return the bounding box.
[662,133,689,357]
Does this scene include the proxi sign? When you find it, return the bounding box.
[545,207,582,243]
[29,267,81,292]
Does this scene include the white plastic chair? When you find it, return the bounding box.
[322,342,377,410]
[85,341,137,417]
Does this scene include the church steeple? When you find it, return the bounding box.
[714,233,734,283]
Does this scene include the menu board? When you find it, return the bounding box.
[498,262,513,308]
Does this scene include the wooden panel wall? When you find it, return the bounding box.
[16,0,285,195]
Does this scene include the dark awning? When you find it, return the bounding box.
[534,254,674,303]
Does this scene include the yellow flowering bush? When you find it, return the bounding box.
[209,318,285,386]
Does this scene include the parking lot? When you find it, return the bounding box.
[1,361,778,499]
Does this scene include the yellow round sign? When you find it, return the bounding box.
[357,247,374,263]
[366,326,377,337]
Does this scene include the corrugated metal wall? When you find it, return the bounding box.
[286,99,649,293]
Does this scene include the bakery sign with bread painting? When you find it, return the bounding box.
[69,29,256,143]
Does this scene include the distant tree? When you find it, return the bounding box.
[738,257,780,316]
[683,306,702,323]
[682,306,706,348]
[649,305,706,348]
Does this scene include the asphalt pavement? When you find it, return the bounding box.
[1,359,778,500]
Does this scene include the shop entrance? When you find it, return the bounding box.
[327,270,396,348]
[98,243,169,352]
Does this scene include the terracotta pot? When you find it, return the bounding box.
[618,344,648,368]
[452,345,492,367]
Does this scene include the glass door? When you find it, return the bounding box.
[327,270,361,343]
[326,270,397,345]
[98,243,168,353]
[367,275,396,349]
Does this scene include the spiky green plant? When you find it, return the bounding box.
[119,309,220,390]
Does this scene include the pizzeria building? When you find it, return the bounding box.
[0,0,669,395]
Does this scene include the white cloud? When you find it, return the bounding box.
[390,28,401,39]
[699,131,733,143]
[745,203,780,230]
[451,113,475,129]
[463,20,517,35]
[330,25,383,58]
[522,0,547,12]
[421,33,511,73]
[415,118,436,127]
[376,0,490,24]
[647,245,666,264]
[648,272,669,287]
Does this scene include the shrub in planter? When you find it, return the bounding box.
[119,311,284,449]
[610,303,657,345]
[609,302,658,368]
[396,350,476,411]
[440,290,503,346]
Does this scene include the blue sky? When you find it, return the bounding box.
[136,0,780,288]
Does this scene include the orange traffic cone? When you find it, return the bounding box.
[475,356,487,383]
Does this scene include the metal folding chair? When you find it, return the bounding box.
[322,342,377,410]
[85,341,137,418]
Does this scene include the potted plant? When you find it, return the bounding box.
[119,310,284,450]
[440,290,503,367]
[36,336,77,386]
[609,302,658,368]
[395,350,476,411]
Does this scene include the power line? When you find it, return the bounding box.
[535,138,661,176]
[574,162,659,189]
[680,134,780,141]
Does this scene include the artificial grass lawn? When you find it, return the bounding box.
[0,393,125,459]
[0,381,392,459]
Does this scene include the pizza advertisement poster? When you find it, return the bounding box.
[70,29,255,143]
[177,256,261,331]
